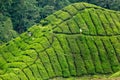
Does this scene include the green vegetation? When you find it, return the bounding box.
[0,2,120,80]
[110,71,120,78]
[1,0,120,43]
[0,13,18,45]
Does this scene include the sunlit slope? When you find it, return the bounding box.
[0,2,120,80]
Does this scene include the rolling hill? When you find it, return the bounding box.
[0,2,120,80]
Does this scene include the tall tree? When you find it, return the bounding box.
[0,0,13,16]
[9,0,40,33]
[0,13,18,44]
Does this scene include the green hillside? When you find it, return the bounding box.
[0,2,120,80]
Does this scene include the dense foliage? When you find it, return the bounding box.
[0,13,18,44]
[0,3,120,79]
[0,0,120,43]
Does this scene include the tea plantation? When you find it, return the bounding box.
[0,2,120,80]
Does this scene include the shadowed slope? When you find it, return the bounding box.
[0,2,120,80]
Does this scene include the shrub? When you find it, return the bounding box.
[85,37,103,73]
[80,9,97,35]
[23,68,36,80]
[109,71,120,78]
[73,13,89,34]
[46,47,62,76]
[63,5,77,15]
[72,3,85,10]
[58,35,77,76]
[94,37,112,73]
[52,37,71,77]
[35,60,49,79]
[88,9,106,35]
[102,38,120,72]
[39,52,55,78]
[110,13,120,32]
[67,19,80,33]
[59,22,71,33]
[104,11,119,34]
[54,10,71,21]
[46,15,62,25]
[78,36,95,74]
[96,10,113,35]
[110,37,120,63]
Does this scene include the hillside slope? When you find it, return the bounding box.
[0,2,120,80]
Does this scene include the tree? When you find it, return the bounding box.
[9,0,40,33]
[0,13,18,44]
[0,0,13,16]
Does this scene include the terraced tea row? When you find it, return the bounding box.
[53,8,120,36]
[1,33,120,80]
[42,3,120,36]
[0,2,120,80]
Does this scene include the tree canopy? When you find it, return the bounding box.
[0,13,18,44]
